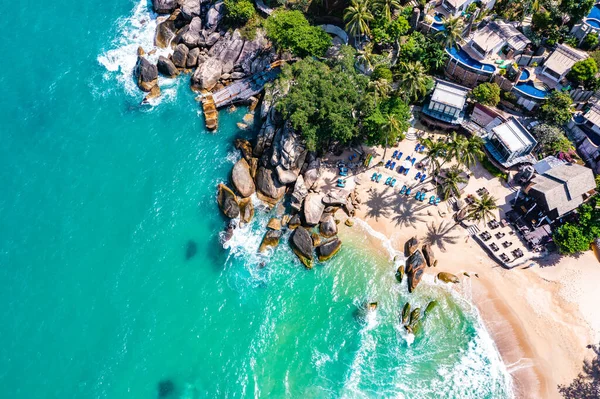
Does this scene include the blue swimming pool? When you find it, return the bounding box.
[432,15,446,31]
[514,81,549,99]
[585,5,600,28]
[519,69,530,81]
[573,113,586,124]
[446,47,495,73]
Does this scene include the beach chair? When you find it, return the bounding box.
[397,151,403,160]
[415,172,421,180]
[398,166,404,174]
[429,196,435,204]
[403,167,410,176]
[391,161,396,169]
[385,160,391,168]
[415,143,420,152]
[337,179,346,188]
[392,150,398,159]
[376,173,382,182]
[411,158,416,166]
[390,178,396,187]
[420,174,427,182]
[371,172,377,181]
[405,187,412,195]
[420,192,427,201]
[405,155,411,160]
[339,167,348,176]
[415,191,421,199]
[385,177,392,185]
[400,185,407,195]
[435,197,441,205]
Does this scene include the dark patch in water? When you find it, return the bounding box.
[157,379,174,398]
[185,240,197,260]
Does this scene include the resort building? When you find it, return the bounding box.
[570,3,600,46]
[468,21,530,60]
[566,103,600,172]
[420,79,470,130]
[524,161,596,220]
[484,117,537,168]
[437,0,496,17]
[539,44,588,84]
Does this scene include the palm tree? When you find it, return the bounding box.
[396,61,430,102]
[368,78,391,105]
[441,165,468,200]
[428,46,448,72]
[445,131,468,166]
[437,16,465,49]
[421,137,447,174]
[380,113,403,158]
[462,135,485,168]
[356,42,376,71]
[344,0,374,44]
[374,0,400,22]
[467,193,498,224]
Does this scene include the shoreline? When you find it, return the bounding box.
[319,138,600,399]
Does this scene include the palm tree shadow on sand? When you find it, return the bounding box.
[364,188,393,221]
[392,201,427,228]
[424,220,460,252]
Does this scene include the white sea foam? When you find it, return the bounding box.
[97,0,173,99]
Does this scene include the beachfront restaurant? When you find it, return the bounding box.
[539,44,588,84]
[484,117,537,168]
[420,79,470,130]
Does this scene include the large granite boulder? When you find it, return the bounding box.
[276,165,298,185]
[180,17,203,48]
[291,227,313,268]
[238,197,254,224]
[155,19,176,48]
[172,44,189,68]
[180,0,201,20]
[302,193,324,226]
[186,47,200,68]
[152,0,177,13]
[422,244,436,268]
[323,191,347,207]
[319,215,337,238]
[190,57,223,90]
[303,155,321,189]
[231,158,255,198]
[317,238,342,262]
[437,272,459,284]
[254,111,278,157]
[157,56,179,78]
[236,31,267,73]
[290,175,308,212]
[135,57,158,92]
[255,166,286,204]
[405,250,426,293]
[259,230,282,253]
[234,138,253,162]
[205,1,224,32]
[270,125,306,171]
[288,214,301,230]
[405,237,419,257]
[217,183,239,219]
[266,218,281,231]
[217,31,245,74]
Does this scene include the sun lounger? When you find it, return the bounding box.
[397,152,403,160]
[337,179,345,188]
[405,187,412,195]
[415,191,422,200]
[371,172,377,181]
[400,185,407,195]
[385,160,391,168]
[385,177,392,185]
[420,174,427,182]
[391,161,396,169]
[376,173,382,182]
[392,150,398,159]
[435,197,440,205]
[405,155,411,160]
[429,196,435,204]
[403,167,410,176]
[398,166,404,174]
[415,143,420,152]
[411,158,416,165]
[415,172,421,180]
[390,178,396,187]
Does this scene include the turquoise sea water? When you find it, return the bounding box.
[0,0,512,397]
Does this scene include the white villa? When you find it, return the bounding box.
[468,21,530,60]
[540,44,588,84]
[484,117,537,168]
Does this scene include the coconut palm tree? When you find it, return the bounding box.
[380,113,404,158]
[396,61,430,102]
[467,192,498,224]
[421,138,448,174]
[445,132,468,165]
[344,0,374,44]
[438,16,465,49]
[374,0,400,22]
[356,42,376,71]
[368,78,392,105]
[461,135,485,168]
[441,165,468,200]
[428,46,448,72]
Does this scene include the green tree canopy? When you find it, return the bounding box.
[539,91,573,126]
[553,223,591,254]
[274,53,368,152]
[567,58,599,87]
[470,82,501,106]
[531,11,552,31]
[223,0,256,24]
[362,96,411,146]
[559,0,595,25]
[371,16,410,45]
[264,10,332,58]
[371,64,393,81]
[582,32,599,50]
[532,124,573,155]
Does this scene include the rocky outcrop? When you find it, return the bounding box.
[311,232,321,247]
[231,158,255,198]
[288,214,301,229]
[180,0,201,20]
[437,272,459,284]
[422,244,436,268]
[180,17,203,48]
[303,154,321,190]
[135,57,158,92]
[317,238,342,262]
[172,43,189,68]
[319,215,337,238]
[205,1,224,32]
[270,124,307,173]
[323,191,347,207]
[291,227,313,268]
[405,250,426,293]
[267,218,281,231]
[237,32,268,74]
[239,197,254,224]
[290,175,308,212]
[217,183,239,219]
[157,56,179,78]
[186,47,200,68]
[395,265,404,282]
[191,57,223,90]
[405,237,419,257]
[254,110,278,157]
[143,85,161,103]
[255,166,286,204]
[302,193,324,226]
[275,165,298,185]
[155,19,176,48]
[152,0,177,14]
[234,138,253,162]
[259,230,281,253]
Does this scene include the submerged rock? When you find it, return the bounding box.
[437,272,459,284]
[291,227,313,268]
[319,215,337,238]
[401,302,410,325]
[158,379,175,398]
[405,237,419,257]
[266,217,281,231]
[317,238,342,262]
[234,138,254,162]
[185,240,197,260]
[217,183,239,219]
[405,250,426,293]
[231,158,255,198]
[259,229,282,253]
[409,308,421,326]
[288,214,301,230]
[238,197,254,224]
[424,301,437,317]
[395,265,404,282]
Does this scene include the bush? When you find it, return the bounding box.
[532,11,552,31]
[471,82,501,106]
[539,91,573,126]
[371,65,393,81]
[567,58,599,87]
[532,123,573,155]
[264,10,332,58]
[224,0,256,25]
[554,223,591,254]
[479,156,507,180]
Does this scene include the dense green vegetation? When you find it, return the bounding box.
[531,124,573,156]
[264,10,331,57]
[567,58,599,89]
[362,96,411,146]
[553,199,600,254]
[539,91,574,126]
[470,82,501,107]
[223,0,256,25]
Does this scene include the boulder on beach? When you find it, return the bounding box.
[405,250,426,293]
[267,218,281,231]
[291,227,314,268]
[172,43,189,68]
[395,265,404,282]
[157,56,179,78]
[437,272,459,284]
[231,158,255,198]
[180,17,203,48]
[290,175,307,212]
[238,197,254,224]
[255,166,286,204]
[186,47,200,68]
[422,244,436,268]
[135,57,158,92]
[276,165,299,185]
[323,192,347,207]
[317,238,342,262]
[319,215,337,238]
[205,1,225,32]
[259,229,282,253]
[217,183,239,219]
[405,237,419,257]
[302,193,324,226]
